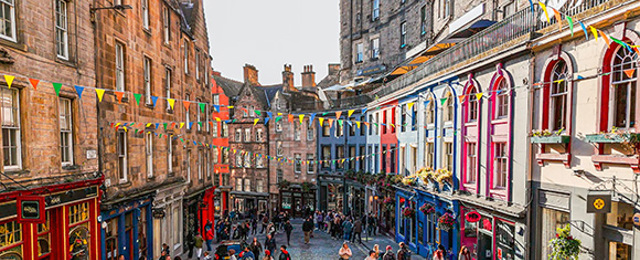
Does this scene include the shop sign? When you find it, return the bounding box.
[497,248,503,260]
[356,65,386,76]
[465,211,481,223]
[586,193,611,213]
[633,213,640,227]
[17,196,45,223]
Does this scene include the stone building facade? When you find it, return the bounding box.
[0,0,101,259]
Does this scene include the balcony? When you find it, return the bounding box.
[535,0,630,33]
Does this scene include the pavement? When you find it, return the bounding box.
[179,219,426,260]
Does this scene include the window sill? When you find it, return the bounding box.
[4,169,28,175]
[492,118,509,124]
[118,180,132,187]
[462,183,477,193]
[62,164,81,171]
[489,189,507,200]
[55,56,76,68]
[592,154,640,173]
[143,28,152,36]
[536,153,571,168]
[0,38,27,52]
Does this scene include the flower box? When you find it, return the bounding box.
[531,135,570,144]
[585,134,625,144]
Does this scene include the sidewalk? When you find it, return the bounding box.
[351,231,427,260]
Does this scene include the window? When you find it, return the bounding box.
[213,147,219,164]
[146,132,153,178]
[235,129,242,142]
[276,141,283,156]
[390,146,396,173]
[186,150,191,182]
[368,115,373,135]
[401,105,407,132]
[502,2,515,19]
[37,212,51,257]
[0,0,16,42]
[69,203,89,225]
[322,123,330,136]
[196,49,201,80]
[167,138,173,173]
[117,131,127,182]
[443,0,451,18]
[611,45,637,129]
[349,118,356,136]
[336,145,344,169]
[276,120,282,132]
[466,143,477,183]
[115,42,125,91]
[360,116,366,135]
[185,94,191,128]
[494,143,508,188]
[307,122,314,140]
[236,178,242,191]
[359,146,366,171]
[420,5,427,35]
[222,149,229,164]
[235,153,242,167]
[55,0,69,59]
[541,209,570,259]
[163,6,170,44]
[336,122,344,137]
[550,61,568,131]
[356,43,364,63]
[144,57,152,105]
[0,220,22,251]
[496,79,509,118]
[294,123,301,140]
[198,149,203,180]
[244,128,250,142]
[349,146,356,170]
[371,38,380,59]
[212,122,218,137]
[213,94,220,105]
[256,155,264,168]
[375,113,379,135]
[382,110,387,134]
[426,99,435,125]
[322,146,331,169]
[196,101,202,131]
[443,143,453,172]
[372,0,380,20]
[425,143,434,169]
[294,154,302,173]
[382,145,387,173]
[242,106,248,117]
[411,103,417,131]
[183,39,189,74]
[277,169,283,183]
[400,22,407,47]
[59,98,73,165]
[244,152,251,168]
[141,0,149,30]
[444,92,454,122]
[222,123,229,137]
[468,88,479,122]
[257,180,264,193]
[307,154,314,173]
[165,68,172,112]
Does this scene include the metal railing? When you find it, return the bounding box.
[369,7,537,99]
[536,0,611,29]
[331,95,373,109]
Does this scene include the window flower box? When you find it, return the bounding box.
[584,134,625,143]
[531,135,570,144]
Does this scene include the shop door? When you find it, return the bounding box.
[124,212,134,259]
[293,198,301,218]
[609,241,632,260]
[477,233,492,260]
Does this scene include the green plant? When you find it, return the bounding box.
[277,180,290,190]
[301,181,314,192]
[549,224,581,260]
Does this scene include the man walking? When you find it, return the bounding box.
[205,222,214,251]
[278,245,291,260]
[194,232,204,259]
[284,220,293,246]
[265,234,277,254]
[302,216,314,244]
[352,218,362,244]
[342,218,353,241]
[250,237,262,259]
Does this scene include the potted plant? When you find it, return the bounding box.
[548,224,581,260]
[435,168,453,184]
[437,213,455,231]
[531,128,570,144]
[277,180,290,190]
[402,207,415,219]
[401,175,417,186]
[419,204,435,214]
[301,181,314,193]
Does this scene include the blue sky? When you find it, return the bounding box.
[204,0,340,85]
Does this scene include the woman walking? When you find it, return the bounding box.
[458,246,472,260]
[339,242,353,260]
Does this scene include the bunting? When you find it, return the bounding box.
[96,89,105,102]
[4,75,14,89]
[29,78,39,90]
[75,85,85,100]
[52,83,62,96]
[134,93,142,105]
[168,98,176,110]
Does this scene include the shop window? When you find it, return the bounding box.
[37,212,51,257]
[540,208,569,258]
[69,224,90,260]
[495,220,515,260]
[138,207,148,257]
[105,218,118,260]
[397,197,406,236]
[0,220,22,257]
[69,203,89,225]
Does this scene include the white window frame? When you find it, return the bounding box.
[115,42,125,92]
[195,49,201,80]
[294,153,302,173]
[198,149,203,181]
[276,141,283,157]
[466,142,477,183]
[306,122,313,141]
[356,43,364,63]
[55,0,69,60]
[244,128,250,142]
[494,143,508,188]
[141,0,149,30]
[184,39,189,74]
[307,154,314,173]
[187,150,191,183]
[144,57,152,105]
[196,100,202,131]
[372,0,380,20]
[167,137,173,173]
[165,68,172,112]
[163,6,170,44]
[213,148,219,164]
[256,155,263,168]
[0,0,17,42]
[117,131,127,183]
[276,120,282,132]
[146,132,153,178]
[59,97,73,166]
[294,123,301,141]
[212,122,218,137]
[371,38,380,59]
[400,22,407,47]
[244,152,251,168]
[185,94,191,128]
[256,128,263,142]
[1,88,21,169]
[235,129,242,142]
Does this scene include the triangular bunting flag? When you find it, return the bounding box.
[115,91,124,103]
[458,95,466,103]
[319,117,325,126]
[4,75,14,89]
[180,122,185,129]
[475,93,483,100]
[299,114,304,124]
[407,102,415,111]
[133,93,142,105]
[29,78,40,90]
[151,96,159,107]
[599,30,610,47]
[275,116,282,122]
[347,110,355,118]
[52,83,62,96]
[624,69,636,79]
[539,2,550,23]
[440,97,448,106]
[309,113,316,124]
[579,22,588,40]
[356,121,361,128]
[552,9,562,31]
[168,98,176,110]
[288,114,294,123]
[75,85,85,99]
[255,110,261,116]
[213,105,220,113]
[254,118,259,126]
[200,103,205,113]
[566,16,574,37]
[183,101,191,111]
[590,26,598,42]
[335,111,342,120]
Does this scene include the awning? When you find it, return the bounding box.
[323,82,355,92]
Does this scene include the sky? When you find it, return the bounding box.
[204,0,341,85]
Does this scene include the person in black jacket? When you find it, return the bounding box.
[284,220,293,245]
[302,216,314,244]
[265,234,277,254]
[249,237,262,259]
[278,245,291,260]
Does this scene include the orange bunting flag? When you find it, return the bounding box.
[29,78,40,90]
[347,110,355,118]
[624,69,636,79]
[335,111,342,120]
[552,9,562,31]
[458,95,466,103]
[299,114,304,124]
[600,30,610,47]
[363,122,370,127]
[115,91,125,104]
[288,114,294,123]
[4,75,14,89]
[95,89,105,102]
[183,100,191,111]
[327,119,333,127]
[319,117,325,126]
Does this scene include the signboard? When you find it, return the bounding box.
[356,65,386,76]
[633,213,640,227]
[17,196,45,223]
[587,193,611,213]
[465,211,481,223]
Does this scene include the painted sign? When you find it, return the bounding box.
[17,196,45,223]
[465,211,481,223]
[633,212,640,227]
[586,193,611,213]
[357,65,386,76]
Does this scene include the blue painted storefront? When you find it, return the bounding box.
[100,198,154,260]
[396,188,460,259]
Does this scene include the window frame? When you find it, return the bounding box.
[0,0,17,42]
[372,0,380,20]
[1,87,20,171]
[115,41,126,92]
[356,42,364,63]
[117,130,128,183]
[146,132,153,178]
[163,5,170,44]
[141,0,149,30]
[400,21,407,48]
[55,0,69,60]
[144,57,152,105]
[59,97,74,166]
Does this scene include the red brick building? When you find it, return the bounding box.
[0,0,101,259]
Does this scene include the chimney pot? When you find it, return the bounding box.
[243,64,259,85]
[301,64,316,88]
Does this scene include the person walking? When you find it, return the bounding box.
[240,247,255,260]
[365,250,378,260]
[261,214,269,234]
[250,237,263,259]
[397,242,411,260]
[252,217,258,235]
[205,224,215,251]
[278,245,291,260]
[342,218,353,241]
[194,232,204,260]
[338,242,352,260]
[265,234,277,254]
[368,213,377,236]
[458,246,472,260]
[372,244,381,259]
[284,220,293,245]
[302,216,314,244]
[352,218,362,244]
[432,245,446,260]
[262,250,274,260]
[382,245,395,260]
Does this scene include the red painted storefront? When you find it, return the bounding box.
[380,100,399,174]
[212,72,231,220]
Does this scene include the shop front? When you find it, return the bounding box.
[278,186,316,218]
[396,187,460,258]
[101,194,153,260]
[0,178,102,260]
[230,191,268,217]
[317,175,344,213]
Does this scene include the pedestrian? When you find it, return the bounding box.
[250,237,263,259]
[162,243,171,256]
[265,234,277,253]
[194,232,204,259]
[302,216,314,244]
[372,244,381,259]
[205,224,215,251]
[203,251,213,260]
[118,255,125,260]
[278,245,291,260]
[339,242,352,260]
[261,214,269,233]
[241,247,255,260]
[252,217,258,235]
[432,244,446,260]
[383,245,395,260]
[229,249,237,260]
[284,220,293,245]
[262,250,274,260]
[365,250,377,260]
[458,245,471,260]
[342,218,353,241]
[368,213,377,235]
[352,218,362,243]
[158,251,166,260]
[397,242,411,260]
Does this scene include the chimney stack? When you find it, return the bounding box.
[243,64,259,85]
[328,64,341,75]
[301,65,316,88]
[282,64,295,92]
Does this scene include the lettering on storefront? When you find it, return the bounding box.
[17,196,45,223]
[465,211,481,223]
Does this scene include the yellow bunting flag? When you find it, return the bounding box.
[167,98,175,110]
[319,117,325,126]
[347,110,355,118]
[180,122,185,129]
[590,27,598,42]
[356,121,361,128]
[4,75,14,89]
[254,118,259,126]
[407,102,415,111]
[299,114,304,124]
[95,89,105,102]
[475,93,483,100]
[539,2,550,23]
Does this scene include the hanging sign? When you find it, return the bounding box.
[633,212,640,227]
[465,211,481,223]
[586,193,611,213]
[17,196,45,223]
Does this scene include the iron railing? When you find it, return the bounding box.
[536,0,611,29]
[331,95,373,109]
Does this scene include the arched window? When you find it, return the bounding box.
[443,91,454,122]
[550,61,568,131]
[495,79,509,119]
[468,87,479,122]
[426,96,435,125]
[611,45,638,129]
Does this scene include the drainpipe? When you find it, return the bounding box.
[525,51,536,260]
[92,0,104,184]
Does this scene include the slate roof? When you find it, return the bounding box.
[214,75,243,98]
[179,1,194,37]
